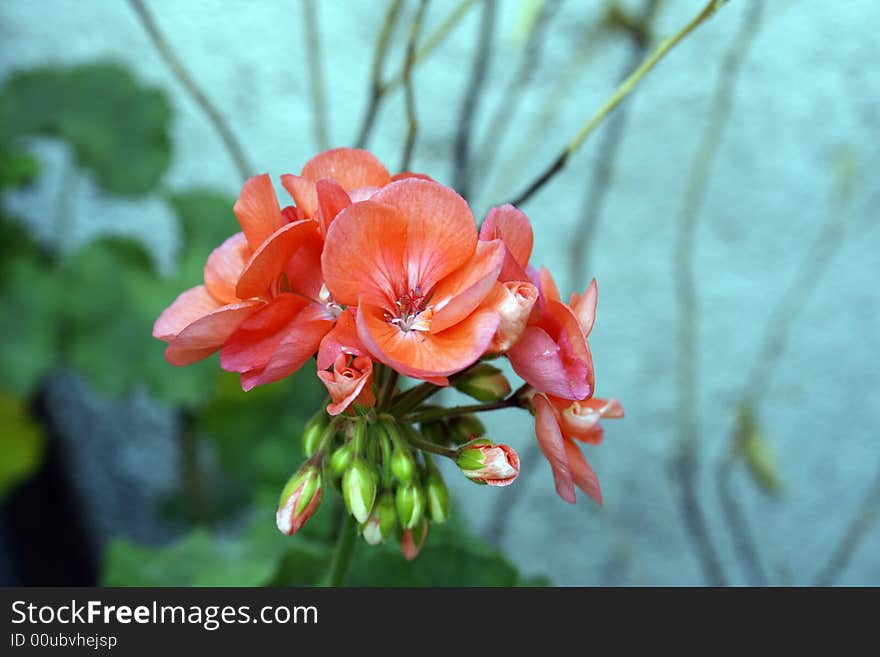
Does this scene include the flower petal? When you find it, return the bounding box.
[317,309,365,370]
[538,266,561,302]
[302,147,390,189]
[204,233,249,304]
[570,278,598,336]
[357,303,499,380]
[322,200,407,307]
[164,300,262,366]
[315,178,352,236]
[370,178,477,293]
[234,174,283,252]
[534,395,576,504]
[235,219,317,299]
[429,239,504,334]
[284,230,325,300]
[479,204,533,280]
[153,285,222,342]
[564,439,602,505]
[280,174,318,218]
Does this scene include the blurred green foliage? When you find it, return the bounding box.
[0,59,548,586]
[0,62,172,195]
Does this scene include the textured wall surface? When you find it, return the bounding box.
[2,0,878,585]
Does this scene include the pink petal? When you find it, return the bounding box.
[315,178,352,237]
[564,440,602,505]
[153,285,222,342]
[570,278,598,337]
[317,309,365,370]
[479,204,533,281]
[534,395,576,503]
[508,324,591,400]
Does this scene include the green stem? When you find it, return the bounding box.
[378,369,400,411]
[405,383,530,424]
[400,425,458,460]
[389,381,440,415]
[327,514,357,587]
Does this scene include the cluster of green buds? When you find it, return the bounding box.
[275,364,522,560]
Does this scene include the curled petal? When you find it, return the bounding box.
[153,285,222,342]
[483,280,538,353]
[234,174,283,252]
[284,230,325,299]
[235,219,317,300]
[317,309,365,370]
[479,204,533,281]
[570,278,598,337]
[538,266,561,303]
[317,354,375,415]
[429,239,504,334]
[204,233,249,304]
[315,178,352,237]
[534,395,575,503]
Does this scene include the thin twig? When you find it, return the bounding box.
[672,0,762,587]
[472,0,564,186]
[381,0,480,95]
[354,0,404,149]
[717,453,769,585]
[399,0,430,172]
[302,0,330,150]
[128,0,252,181]
[567,0,660,283]
[508,0,729,207]
[452,0,497,200]
[814,463,880,586]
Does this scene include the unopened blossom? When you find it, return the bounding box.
[317,353,375,416]
[276,463,322,536]
[456,439,520,487]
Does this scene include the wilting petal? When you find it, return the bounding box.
[564,440,602,505]
[235,219,316,299]
[322,201,407,307]
[483,280,539,353]
[204,233,249,304]
[357,304,499,380]
[371,179,476,293]
[570,278,598,337]
[315,178,351,237]
[480,204,533,281]
[317,309,365,370]
[429,240,504,334]
[234,174,283,252]
[153,285,222,342]
[534,395,576,503]
[318,354,375,415]
[164,300,262,367]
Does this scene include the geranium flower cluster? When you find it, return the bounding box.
[154,148,622,559]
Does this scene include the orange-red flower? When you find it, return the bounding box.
[322,178,504,382]
[317,354,375,416]
[533,393,622,504]
[153,174,316,374]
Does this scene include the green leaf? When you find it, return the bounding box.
[0,393,46,499]
[0,62,172,195]
[0,148,40,190]
[0,240,60,396]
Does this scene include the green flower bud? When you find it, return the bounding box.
[448,414,486,444]
[453,363,511,402]
[329,443,354,478]
[419,420,449,447]
[301,411,329,457]
[391,446,416,486]
[361,491,397,545]
[276,463,322,536]
[395,481,426,530]
[400,518,429,561]
[456,438,520,486]
[425,469,451,524]
[343,458,378,523]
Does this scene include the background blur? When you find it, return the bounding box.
[1,0,877,586]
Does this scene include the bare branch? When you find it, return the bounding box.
[128,0,252,181]
[452,0,497,199]
[302,0,330,150]
[508,0,729,207]
[399,0,430,172]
